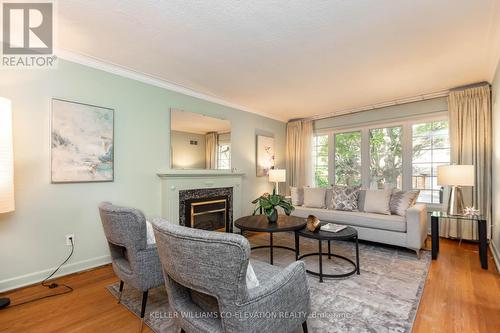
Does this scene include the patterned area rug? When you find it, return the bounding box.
[107,232,430,333]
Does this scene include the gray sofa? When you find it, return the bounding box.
[291,191,428,256]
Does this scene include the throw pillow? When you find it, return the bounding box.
[146,220,156,245]
[332,185,360,211]
[363,189,393,215]
[290,186,304,206]
[303,187,327,208]
[246,262,260,289]
[390,190,420,216]
[325,187,334,210]
[357,189,367,212]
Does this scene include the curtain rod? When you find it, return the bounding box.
[449,81,490,91]
[294,89,450,122]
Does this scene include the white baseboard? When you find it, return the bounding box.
[0,255,111,293]
[490,241,500,274]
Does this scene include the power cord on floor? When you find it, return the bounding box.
[7,238,75,308]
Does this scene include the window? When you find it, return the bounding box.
[369,126,403,189]
[311,116,449,205]
[217,143,231,170]
[216,133,231,170]
[412,120,450,203]
[313,134,329,187]
[334,131,361,186]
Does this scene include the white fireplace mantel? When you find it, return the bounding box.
[157,170,245,226]
[157,169,246,178]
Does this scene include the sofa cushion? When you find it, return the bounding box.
[364,189,392,215]
[303,187,326,208]
[292,206,406,232]
[331,185,360,211]
[290,186,304,206]
[390,190,420,216]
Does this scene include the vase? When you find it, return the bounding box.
[267,208,278,223]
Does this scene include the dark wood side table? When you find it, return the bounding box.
[296,224,360,282]
[431,211,488,269]
[234,214,306,265]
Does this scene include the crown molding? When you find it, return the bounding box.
[55,49,287,122]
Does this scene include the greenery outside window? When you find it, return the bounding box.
[334,131,362,186]
[369,126,403,189]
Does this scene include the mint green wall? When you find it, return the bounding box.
[492,58,500,269]
[0,60,285,291]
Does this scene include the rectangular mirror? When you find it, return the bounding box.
[170,109,231,170]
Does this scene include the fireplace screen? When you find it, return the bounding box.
[179,187,233,233]
[190,199,227,231]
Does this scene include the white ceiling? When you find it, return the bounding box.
[171,109,231,134]
[58,0,500,122]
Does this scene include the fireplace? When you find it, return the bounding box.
[179,187,233,232]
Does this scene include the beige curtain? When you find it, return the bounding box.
[205,132,217,169]
[442,84,492,240]
[286,120,313,191]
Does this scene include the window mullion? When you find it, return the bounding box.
[402,122,413,191]
[361,128,370,188]
[328,132,335,186]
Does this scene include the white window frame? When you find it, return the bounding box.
[313,112,448,207]
[410,119,451,204]
[312,134,330,187]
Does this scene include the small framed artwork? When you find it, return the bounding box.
[51,98,114,183]
[256,135,275,177]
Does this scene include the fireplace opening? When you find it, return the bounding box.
[189,198,227,231]
[180,188,232,233]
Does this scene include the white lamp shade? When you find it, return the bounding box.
[269,169,286,183]
[0,97,15,213]
[437,165,474,186]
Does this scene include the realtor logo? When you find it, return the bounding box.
[1,1,56,67]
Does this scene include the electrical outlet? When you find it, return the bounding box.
[65,234,74,246]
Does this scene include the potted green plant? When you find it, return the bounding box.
[252,192,294,223]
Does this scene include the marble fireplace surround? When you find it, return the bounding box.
[179,187,232,232]
[158,170,244,229]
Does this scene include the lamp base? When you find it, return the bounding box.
[0,297,10,309]
[447,186,465,216]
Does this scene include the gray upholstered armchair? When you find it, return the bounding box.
[152,217,311,333]
[99,202,164,331]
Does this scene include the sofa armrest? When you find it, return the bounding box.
[406,203,428,251]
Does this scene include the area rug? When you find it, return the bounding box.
[107,232,430,333]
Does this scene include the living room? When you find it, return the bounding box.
[0,1,499,332]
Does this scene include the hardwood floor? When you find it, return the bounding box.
[0,237,498,333]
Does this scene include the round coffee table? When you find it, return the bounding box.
[235,214,306,265]
[295,224,360,282]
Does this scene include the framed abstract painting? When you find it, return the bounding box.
[256,135,275,177]
[51,99,114,183]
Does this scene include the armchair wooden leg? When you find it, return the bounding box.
[302,321,308,333]
[140,290,149,333]
[118,280,124,304]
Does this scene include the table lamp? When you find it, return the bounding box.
[0,97,15,309]
[269,169,286,195]
[437,165,474,216]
